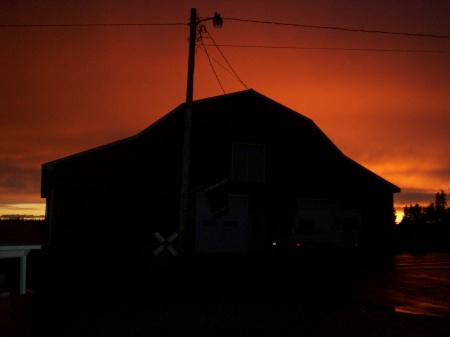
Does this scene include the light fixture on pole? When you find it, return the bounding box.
[179,8,222,253]
[212,12,223,28]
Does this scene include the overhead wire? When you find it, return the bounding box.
[204,44,450,54]
[2,17,448,40]
[197,24,226,94]
[0,22,187,27]
[198,45,226,94]
[204,28,249,90]
[223,17,450,39]
[197,46,245,81]
[2,16,447,93]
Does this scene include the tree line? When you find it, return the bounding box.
[396,190,450,251]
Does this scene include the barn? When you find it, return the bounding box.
[41,89,400,261]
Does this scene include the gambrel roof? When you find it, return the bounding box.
[42,89,400,197]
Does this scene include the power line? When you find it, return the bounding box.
[198,42,226,94]
[3,18,448,40]
[199,46,250,88]
[208,54,243,80]
[196,22,226,93]
[197,22,248,92]
[224,17,450,39]
[0,22,186,28]
[205,44,450,54]
[205,28,249,90]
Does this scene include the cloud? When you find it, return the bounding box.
[0,203,46,218]
[0,204,39,211]
[0,0,448,215]
[356,155,450,200]
[394,189,444,207]
[0,160,42,203]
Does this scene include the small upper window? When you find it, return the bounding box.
[232,143,265,183]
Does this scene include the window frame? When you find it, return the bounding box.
[231,142,265,183]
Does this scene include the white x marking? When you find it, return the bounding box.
[153,231,178,257]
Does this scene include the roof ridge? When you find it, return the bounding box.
[191,89,255,105]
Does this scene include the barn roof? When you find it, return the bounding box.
[42,90,292,165]
[41,89,400,196]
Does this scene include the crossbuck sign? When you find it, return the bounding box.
[153,231,178,257]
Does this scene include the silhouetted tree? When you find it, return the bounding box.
[398,190,450,251]
[423,203,436,225]
[435,190,447,224]
[402,204,424,224]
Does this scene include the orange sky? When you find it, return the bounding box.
[1,0,449,220]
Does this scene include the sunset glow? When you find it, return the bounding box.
[1,1,449,222]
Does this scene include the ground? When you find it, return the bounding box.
[3,251,450,336]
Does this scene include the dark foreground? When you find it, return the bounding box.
[2,251,450,336]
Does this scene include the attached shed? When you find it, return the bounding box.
[41,89,400,261]
[0,222,44,294]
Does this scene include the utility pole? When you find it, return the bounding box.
[186,8,197,105]
[178,8,196,254]
[179,8,222,254]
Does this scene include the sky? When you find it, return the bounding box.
[0,0,449,221]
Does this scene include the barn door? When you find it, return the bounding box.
[195,193,248,253]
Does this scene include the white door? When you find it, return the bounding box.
[195,193,248,253]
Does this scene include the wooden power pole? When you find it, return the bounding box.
[179,8,223,254]
[178,8,197,254]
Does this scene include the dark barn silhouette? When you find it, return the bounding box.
[41,90,400,265]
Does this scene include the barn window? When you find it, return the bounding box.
[232,143,265,182]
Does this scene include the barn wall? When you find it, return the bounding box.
[43,90,399,258]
